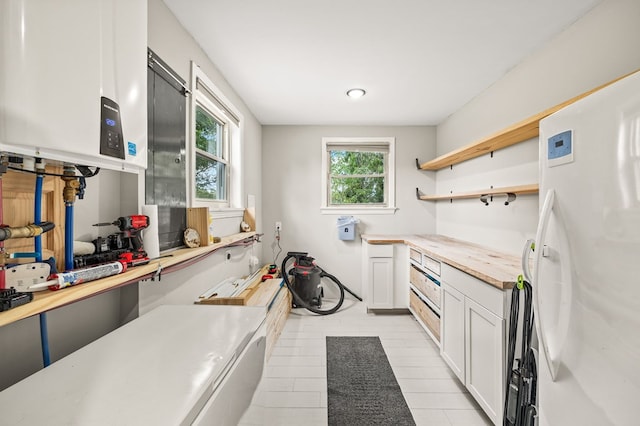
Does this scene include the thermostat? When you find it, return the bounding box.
[547,129,573,167]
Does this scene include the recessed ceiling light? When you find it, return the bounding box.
[346,88,366,99]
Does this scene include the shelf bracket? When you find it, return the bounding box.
[480,194,489,206]
[504,193,516,205]
[416,188,424,200]
[415,158,422,170]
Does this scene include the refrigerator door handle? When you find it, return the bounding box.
[533,189,558,382]
[521,238,535,284]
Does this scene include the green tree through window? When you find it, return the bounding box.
[329,150,385,204]
[195,105,226,200]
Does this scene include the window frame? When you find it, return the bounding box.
[189,63,244,211]
[194,101,229,203]
[321,137,397,215]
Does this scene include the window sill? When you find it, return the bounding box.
[209,208,245,219]
[320,207,398,215]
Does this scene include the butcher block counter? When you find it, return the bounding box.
[361,234,521,290]
[362,233,522,424]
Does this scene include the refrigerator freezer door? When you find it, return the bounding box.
[532,190,573,382]
[537,71,640,425]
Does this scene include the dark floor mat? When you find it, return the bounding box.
[326,336,416,426]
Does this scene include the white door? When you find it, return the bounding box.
[441,283,465,383]
[465,297,504,425]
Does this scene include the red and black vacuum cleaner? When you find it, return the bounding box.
[281,251,361,315]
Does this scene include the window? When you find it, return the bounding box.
[321,137,396,214]
[195,105,227,201]
[190,63,243,209]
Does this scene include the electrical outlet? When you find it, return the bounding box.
[275,221,282,232]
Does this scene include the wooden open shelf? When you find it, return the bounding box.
[417,70,639,171]
[417,184,538,202]
[0,232,257,328]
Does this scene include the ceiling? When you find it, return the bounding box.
[163,0,601,126]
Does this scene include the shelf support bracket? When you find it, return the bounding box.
[504,193,516,205]
[416,188,424,200]
[415,158,422,170]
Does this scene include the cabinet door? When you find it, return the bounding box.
[441,283,465,383]
[367,257,394,309]
[465,297,505,424]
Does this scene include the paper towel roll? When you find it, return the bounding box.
[141,204,160,259]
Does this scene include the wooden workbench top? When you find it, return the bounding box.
[361,234,521,290]
[0,232,257,328]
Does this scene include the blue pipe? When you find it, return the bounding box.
[39,314,51,367]
[35,174,51,367]
[65,203,73,271]
[34,175,43,263]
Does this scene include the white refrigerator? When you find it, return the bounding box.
[530,70,640,425]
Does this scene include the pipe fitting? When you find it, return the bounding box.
[61,166,81,204]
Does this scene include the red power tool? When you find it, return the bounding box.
[93,215,150,266]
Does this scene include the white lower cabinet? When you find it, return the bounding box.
[440,265,509,426]
[465,297,505,424]
[441,283,465,382]
[362,242,410,310]
[362,242,395,309]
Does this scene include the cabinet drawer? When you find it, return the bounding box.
[410,265,441,308]
[410,290,440,342]
[422,254,441,276]
[441,264,506,319]
[409,248,422,263]
[367,243,394,258]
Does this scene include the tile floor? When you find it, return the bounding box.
[239,300,492,426]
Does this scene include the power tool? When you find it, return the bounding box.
[92,215,150,266]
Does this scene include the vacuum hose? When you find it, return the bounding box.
[281,251,361,315]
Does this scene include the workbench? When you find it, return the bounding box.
[0,232,257,328]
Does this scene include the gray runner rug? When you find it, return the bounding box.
[326,336,416,426]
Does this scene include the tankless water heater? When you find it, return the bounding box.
[0,0,147,172]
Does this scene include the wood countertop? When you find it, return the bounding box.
[0,232,257,328]
[361,234,521,290]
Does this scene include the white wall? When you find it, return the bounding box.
[435,0,640,254]
[140,0,264,310]
[262,126,436,296]
[0,0,265,391]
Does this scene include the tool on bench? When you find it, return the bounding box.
[28,261,127,291]
[0,288,34,312]
[5,258,57,292]
[86,215,150,267]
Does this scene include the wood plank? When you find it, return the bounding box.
[406,235,521,289]
[265,286,291,360]
[186,207,210,246]
[2,166,65,271]
[418,69,639,171]
[418,184,538,201]
[243,208,256,232]
[419,120,539,170]
[0,232,257,328]
[247,278,283,307]
[195,264,270,305]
